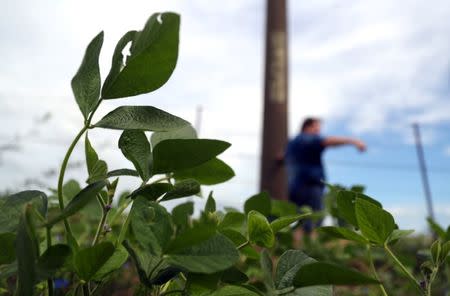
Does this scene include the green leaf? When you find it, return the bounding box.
[275,250,316,290]
[95,106,189,131]
[165,224,216,253]
[293,262,379,287]
[102,13,180,99]
[161,179,200,201]
[270,214,311,233]
[174,158,235,185]
[36,244,72,280]
[93,244,128,280]
[247,210,274,248]
[107,168,139,178]
[62,179,82,201]
[71,31,103,119]
[102,30,137,98]
[119,130,152,181]
[218,212,246,233]
[130,197,173,255]
[318,227,369,244]
[336,190,358,227]
[0,232,16,265]
[210,285,259,296]
[336,190,382,228]
[440,241,450,263]
[47,181,106,226]
[205,192,216,213]
[16,205,39,296]
[151,124,197,148]
[221,266,249,284]
[355,198,395,245]
[129,183,173,200]
[153,139,231,174]
[387,229,414,244]
[427,218,446,239]
[0,190,47,233]
[244,192,271,216]
[431,240,441,265]
[85,134,99,175]
[271,200,297,217]
[74,242,115,281]
[166,234,239,274]
[171,202,194,230]
[86,160,108,184]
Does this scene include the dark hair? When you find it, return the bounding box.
[301,117,320,131]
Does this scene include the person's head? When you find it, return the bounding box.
[301,117,321,134]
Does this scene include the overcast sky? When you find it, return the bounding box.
[1,0,450,231]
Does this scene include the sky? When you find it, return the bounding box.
[1,0,449,231]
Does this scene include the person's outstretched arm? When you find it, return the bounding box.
[322,136,366,152]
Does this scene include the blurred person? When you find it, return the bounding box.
[284,117,366,234]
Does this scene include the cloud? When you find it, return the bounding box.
[1,0,450,232]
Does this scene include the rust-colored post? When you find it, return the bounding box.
[259,0,289,200]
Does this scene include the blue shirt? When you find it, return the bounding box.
[285,133,326,192]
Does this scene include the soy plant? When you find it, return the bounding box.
[0,11,384,296]
[318,185,450,296]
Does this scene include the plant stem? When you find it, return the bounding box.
[237,241,250,250]
[46,227,54,296]
[149,175,173,185]
[82,283,90,296]
[109,199,132,226]
[366,245,388,296]
[57,125,88,240]
[148,258,164,280]
[426,267,438,296]
[92,194,108,246]
[384,244,422,292]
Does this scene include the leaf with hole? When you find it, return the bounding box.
[102,13,180,99]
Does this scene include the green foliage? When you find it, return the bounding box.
[247,210,274,248]
[152,139,231,174]
[101,13,179,99]
[293,262,379,287]
[119,130,152,182]
[244,192,271,216]
[74,242,115,281]
[0,190,47,233]
[95,106,189,131]
[71,31,103,119]
[3,10,448,296]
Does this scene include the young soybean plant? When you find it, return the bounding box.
[319,186,450,296]
[0,12,382,296]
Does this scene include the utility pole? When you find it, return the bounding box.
[260,0,289,200]
[412,123,436,224]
